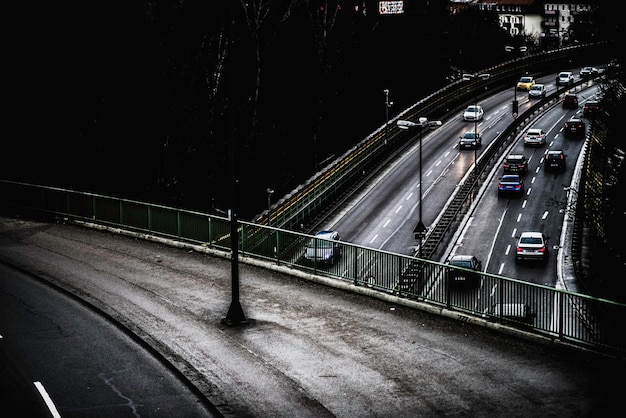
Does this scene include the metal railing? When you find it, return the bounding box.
[2,179,625,357]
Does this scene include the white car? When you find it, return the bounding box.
[556,71,574,86]
[515,231,548,263]
[528,84,546,99]
[524,128,546,146]
[463,105,484,122]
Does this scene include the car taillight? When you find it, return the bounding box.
[538,247,545,253]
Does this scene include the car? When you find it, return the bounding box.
[304,230,342,265]
[556,71,574,86]
[563,117,586,138]
[498,174,525,197]
[544,150,566,172]
[446,255,482,286]
[502,154,528,174]
[524,128,546,146]
[579,66,599,78]
[459,131,481,149]
[528,84,546,99]
[583,100,600,118]
[515,231,549,263]
[463,105,484,122]
[516,76,535,91]
[562,93,579,109]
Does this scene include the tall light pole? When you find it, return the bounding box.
[397,117,442,259]
[266,188,274,227]
[505,46,526,118]
[462,72,490,180]
[384,89,393,145]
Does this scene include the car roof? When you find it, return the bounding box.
[527,128,543,133]
[506,154,525,159]
[547,150,563,155]
[520,231,544,238]
[501,174,521,180]
[314,230,338,239]
[520,76,533,81]
[449,254,476,261]
[530,84,544,88]
[559,71,572,75]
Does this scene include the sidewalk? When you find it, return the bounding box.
[0,216,622,417]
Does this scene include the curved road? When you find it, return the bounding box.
[0,262,219,418]
[0,216,623,417]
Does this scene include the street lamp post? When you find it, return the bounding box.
[384,89,393,145]
[462,72,490,180]
[505,46,526,118]
[266,188,274,227]
[397,117,442,260]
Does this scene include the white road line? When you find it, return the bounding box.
[34,381,61,418]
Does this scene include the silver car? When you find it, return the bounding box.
[524,128,546,146]
[304,230,342,265]
[528,84,546,99]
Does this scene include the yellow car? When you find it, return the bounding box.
[516,76,535,91]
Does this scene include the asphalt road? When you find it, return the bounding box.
[0,263,219,418]
[0,216,623,417]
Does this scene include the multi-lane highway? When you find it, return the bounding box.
[324,67,602,289]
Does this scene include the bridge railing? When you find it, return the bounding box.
[2,179,624,357]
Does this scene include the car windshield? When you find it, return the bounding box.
[466,106,478,112]
[462,132,477,139]
[520,77,532,82]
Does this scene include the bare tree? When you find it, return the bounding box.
[239,0,297,135]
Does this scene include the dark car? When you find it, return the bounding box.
[579,66,599,78]
[544,150,566,172]
[459,131,481,150]
[563,118,586,138]
[583,100,600,118]
[498,174,525,197]
[502,154,528,174]
[562,93,579,109]
[446,255,482,286]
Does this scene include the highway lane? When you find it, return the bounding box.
[450,83,602,284]
[0,262,219,418]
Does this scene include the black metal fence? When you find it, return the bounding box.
[2,180,624,357]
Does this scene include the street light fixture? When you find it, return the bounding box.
[384,89,393,145]
[397,117,442,260]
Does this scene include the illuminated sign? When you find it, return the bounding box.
[379,1,404,15]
